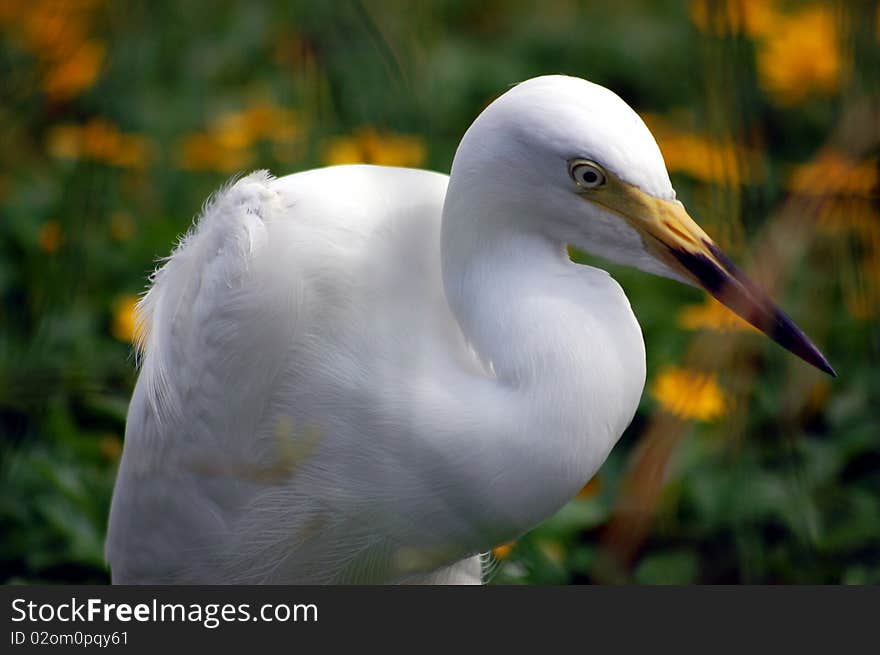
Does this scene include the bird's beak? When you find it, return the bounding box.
[587,176,836,376]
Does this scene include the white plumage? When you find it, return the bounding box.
[106,75,832,584]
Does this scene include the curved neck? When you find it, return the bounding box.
[440,181,646,540]
[441,171,612,392]
[441,170,563,384]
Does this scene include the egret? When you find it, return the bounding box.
[106,75,834,584]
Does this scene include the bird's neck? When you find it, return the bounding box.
[441,199,645,502]
[441,175,554,378]
[443,227,571,384]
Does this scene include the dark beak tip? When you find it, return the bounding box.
[770,309,837,378]
[816,355,837,378]
[681,241,837,379]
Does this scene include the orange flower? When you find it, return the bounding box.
[492,542,515,560]
[1,0,105,100]
[791,153,880,320]
[112,295,141,343]
[322,127,426,167]
[755,7,842,106]
[678,297,758,333]
[689,0,778,37]
[692,2,844,106]
[80,119,123,160]
[790,153,880,242]
[641,113,762,186]
[212,113,253,151]
[107,135,152,169]
[42,39,104,101]
[237,101,300,144]
[46,125,82,160]
[177,133,253,173]
[46,120,153,169]
[787,152,878,198]
[38,220,63,253]
[651,367,730,421]
[176,100,300,172]
[322,137,362,166]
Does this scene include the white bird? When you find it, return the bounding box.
[106,75,833,584]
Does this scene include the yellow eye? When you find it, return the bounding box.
[569,160,606,189]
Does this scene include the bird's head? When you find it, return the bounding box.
[447,75,834,376]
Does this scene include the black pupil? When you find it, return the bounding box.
[582,169,598,184]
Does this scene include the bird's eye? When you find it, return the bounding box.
[569,160,606,189]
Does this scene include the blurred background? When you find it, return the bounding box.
[1,0,878,584]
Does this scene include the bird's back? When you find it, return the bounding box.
[106,166,483,583]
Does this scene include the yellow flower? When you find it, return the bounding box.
[38,220,63,253]
[361,128,425,167]
[787,151,878,198]
[210,104,298,150]
[80,119,123,161]
[212,112,255,151]
[46,125,82,160]
[692,2,844,106]
[640,114,762,186]
[689,0,778,37]
[678,297,758,333]
[176,100,299,172]
[109,135,152,169]
[177,133,253,173]
[42,39,104,101]
[789,152,880,320]
[46,120,153,169]
[322,127,426,167]
[112,295,141,343]
[818,198,880,320]
[238,101,300,144]
[322,137,363,166]
[756,7,842,106]
[651,366,730,421]
[491,542,515,560]
[1,0,104,100]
